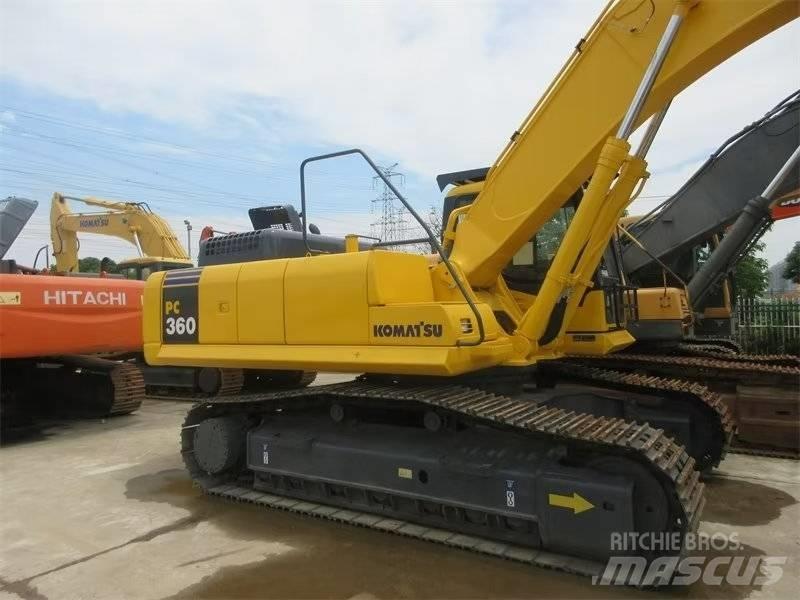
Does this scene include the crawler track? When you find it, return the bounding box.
[539,363,734,471]
[206,483,608,575]
[677,343,799,368]
[182,380,704,581]
[146,368,245,402]
[107,362,146,416]
[570,352,798,388]
[684,336,742,354]
[147,370,317,402]
[569,354,799,458]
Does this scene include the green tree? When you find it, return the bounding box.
[78,256,119,273]
[781,242,800,284]
[78,256,101,272]
[733,241,770,298]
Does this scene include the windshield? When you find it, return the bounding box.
[505,205,576,294]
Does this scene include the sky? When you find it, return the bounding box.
[1,0,798,267]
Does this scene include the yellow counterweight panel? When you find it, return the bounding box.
[368,252,434,304]
[238,259,289,344]
[143,250,517,375]
[637,287,689,321]
[198,265,239,344]
[145,341,515,376]
[285,252,370,345]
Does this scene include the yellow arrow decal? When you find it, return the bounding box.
[548,492,594,514]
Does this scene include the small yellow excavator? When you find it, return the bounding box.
[143,0,797,583]
[50,192,193,278]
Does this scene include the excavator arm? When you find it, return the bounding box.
[623,91,800,279]
[50,192,190,273]
[446,0,796,356]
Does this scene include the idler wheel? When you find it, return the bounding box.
[193,416,246,475]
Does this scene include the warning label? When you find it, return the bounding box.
[0,292,21,305]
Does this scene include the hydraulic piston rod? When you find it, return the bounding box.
[516,3,691,351]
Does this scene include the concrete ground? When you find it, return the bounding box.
[1,377,798,600]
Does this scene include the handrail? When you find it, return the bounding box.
[299,148,485,347]
[32,245,50,271]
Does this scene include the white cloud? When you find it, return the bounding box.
[2,2,796,177]
[0,0,595,176]
[761,220,799,266]
[0,109,15,132]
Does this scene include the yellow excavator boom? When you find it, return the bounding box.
[50,192,191,273]
[452,0,794,286]
[449,0,794,357]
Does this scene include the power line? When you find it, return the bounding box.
[2,106,282,168]
[1,106,383,182]
[1,107,436,229]
[1,128,379,205]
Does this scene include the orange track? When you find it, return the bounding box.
[0,274,143,358]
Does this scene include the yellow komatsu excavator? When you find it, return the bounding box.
[143,0,796,582]
[50,192,193,278]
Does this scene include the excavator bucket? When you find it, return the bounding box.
[0,197,38,259]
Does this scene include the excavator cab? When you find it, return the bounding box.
[440,173,637,354]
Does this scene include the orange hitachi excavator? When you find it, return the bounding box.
[0,196,145,424]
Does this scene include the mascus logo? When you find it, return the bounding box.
[373,322,443,338]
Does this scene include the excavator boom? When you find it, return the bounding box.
[50,192,191,273]
[451,0,795,289]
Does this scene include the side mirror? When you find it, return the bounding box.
[308,223,321,235]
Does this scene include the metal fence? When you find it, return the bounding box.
[735,296,800,354]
